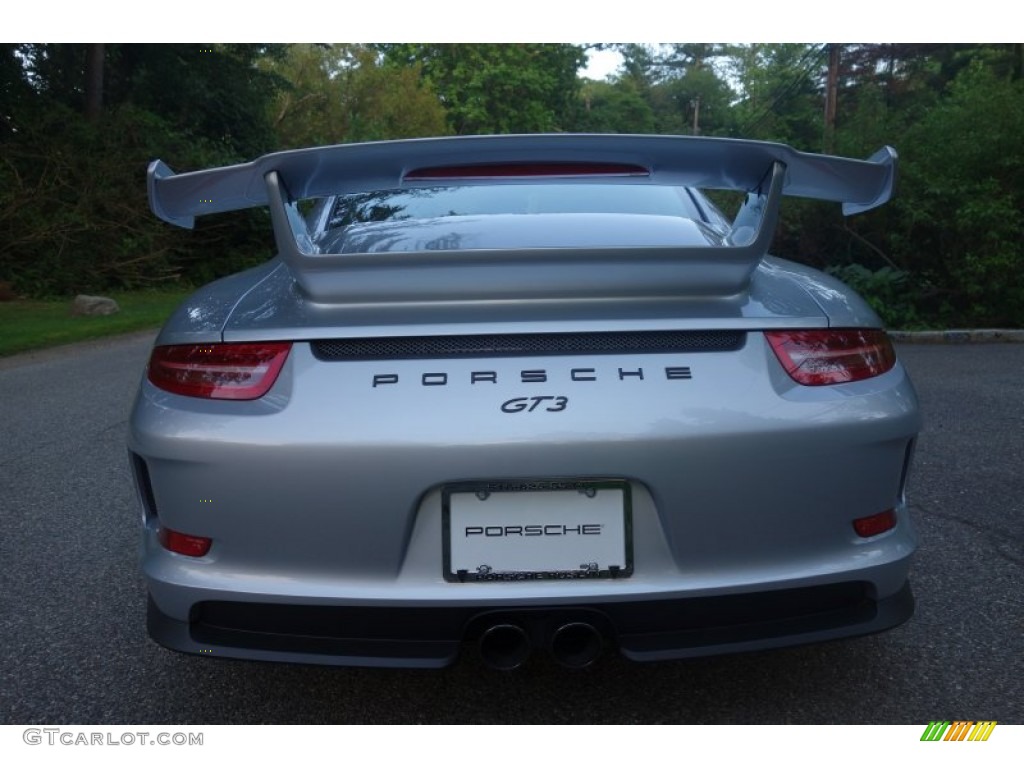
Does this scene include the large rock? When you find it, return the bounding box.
[71,294,120,316]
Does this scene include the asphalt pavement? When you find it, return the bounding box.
[0,334,1021,724]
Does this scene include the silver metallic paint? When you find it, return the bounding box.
[148,135,896,227]
[132,338,919,604]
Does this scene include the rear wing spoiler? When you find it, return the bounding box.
[148,135,897,302]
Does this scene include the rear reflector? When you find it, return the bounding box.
[404,162,650,180]
[853,510,897,538]
[148,343,291,400]
[158,527,212,557]
[765,329,896,386]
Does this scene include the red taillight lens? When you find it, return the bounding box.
[148,343,291,400]
[158,526,212,557]
[853,509,897,538]
[765,329,896,386]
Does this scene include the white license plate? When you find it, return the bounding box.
[443,480,632,582]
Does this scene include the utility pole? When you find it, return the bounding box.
[823,44,839,153]
[691,95,701,136]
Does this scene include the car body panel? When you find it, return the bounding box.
[214,256,831,345]
[156,253,882,348]
[131,334,919,655]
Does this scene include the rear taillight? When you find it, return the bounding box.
[148,343,291,400]
[158,526,212,557]
[765,329,896,386]
[853,509,897,538]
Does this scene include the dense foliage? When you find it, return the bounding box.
[378,44,586,134]
[1,44,287,294]
[1,43,1021,326]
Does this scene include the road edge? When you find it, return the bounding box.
[889,329,1024,344]
[0,329,158,372]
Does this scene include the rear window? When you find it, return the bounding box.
[319,184,702,232]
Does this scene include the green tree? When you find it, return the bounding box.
[647,65,736,136]
[600,44,736,136]
[727,44,826,147]
[263,45,448,148]
[1,44,290,296]
[18,43,287,158]
[615,44,659,90]
[380,44,586,134]
[892,61,1024,325]
[572,79,657,133]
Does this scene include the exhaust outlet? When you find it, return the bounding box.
[478,624,531,670]
[550,622,603,668]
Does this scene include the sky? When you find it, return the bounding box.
[581,48,624,81]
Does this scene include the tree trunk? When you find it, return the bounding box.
[84,43,104,122]
[823,44,839,153]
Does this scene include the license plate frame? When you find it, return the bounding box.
[442,479,633,583]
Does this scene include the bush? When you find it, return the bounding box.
[826,264,922,329]
[0,104,271,297]
[892,63,1024,326]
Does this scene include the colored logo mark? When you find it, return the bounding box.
[920,721,997,742]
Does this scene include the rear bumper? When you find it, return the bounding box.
[147,580,914,668]
[135,333,921,668]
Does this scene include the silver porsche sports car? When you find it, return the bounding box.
[130,134,920,669]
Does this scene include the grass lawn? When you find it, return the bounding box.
[0,289,192,357]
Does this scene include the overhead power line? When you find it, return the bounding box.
[739,44,829,137]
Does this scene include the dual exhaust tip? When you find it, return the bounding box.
[479,622,603,670]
